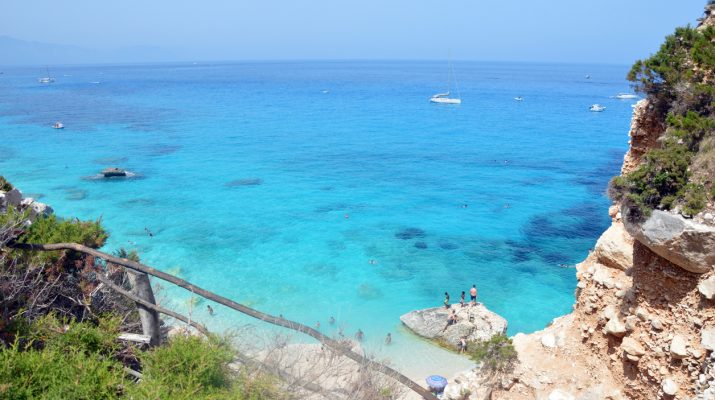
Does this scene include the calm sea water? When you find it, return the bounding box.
[0,61,634,376]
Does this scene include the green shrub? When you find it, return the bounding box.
[131,334,280,399]
[30,314,121,356]
[14,215,108,264]
[0,176,13,192]
[467,334,517,373]
[0,341,127,400]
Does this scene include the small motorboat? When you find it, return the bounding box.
[102,167,127,178]
[430,92,461,104]
[52,121,64,129]
[38,77,55,84]
[614,93,638,100]
[590,104,606,112]
[585,74,591,79]
[514,96,524,101]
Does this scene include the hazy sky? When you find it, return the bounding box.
[1,0,707,63]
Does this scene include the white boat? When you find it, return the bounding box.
[514,96,524,101]
[589,104,606,112]
[430,56,461,104]
[38,67,55,84]
[614,93,638,100]
[430,92,461,104]
[52,121,64,129]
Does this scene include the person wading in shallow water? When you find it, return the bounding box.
[444,292,450,309]
[470,284,478,306]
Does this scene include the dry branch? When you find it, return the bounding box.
[10,241,436,400]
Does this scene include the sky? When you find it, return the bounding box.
[0,0,708,64]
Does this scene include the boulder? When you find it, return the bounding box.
[701,326,715,351]
[5,188,22,207]
[400,304,507,348]
[593,222,633,270]
[622,337,646,358]
[605,318,627,337]
[662,378,678,396]
[541,333,556,348]
[699,276,715,299]
[548,389,575,400]
[669,335,688,359]
[28,201,53,219]
[624,209,715,273]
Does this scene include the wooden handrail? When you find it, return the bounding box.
[9,242,437,400]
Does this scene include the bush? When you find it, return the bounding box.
[15,215,108,264]
[613,25,715,220]
[0,176,13,192]
[131,334,281,400]
[467,334,517,373]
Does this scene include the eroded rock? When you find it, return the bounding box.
[624,210,715,273]
[400,304,507,348]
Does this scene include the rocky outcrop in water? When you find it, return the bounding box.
[400,304,507,348]
[0,188,54,222]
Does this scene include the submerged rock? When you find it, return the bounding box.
[414,241,428,249]
[400,303,507,348]
[225,178,263,187]
[395,227,426,240]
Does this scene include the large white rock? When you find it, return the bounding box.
[699,276,715,299]
[662,378,678,396]
[400,304,507,347]
[605,318,627,337]
[541,333,556,348]
[701,326,715,351]
[624,209,715,273]
[669,335,688,359]
[548,389,575,400]
[593,222,633,270]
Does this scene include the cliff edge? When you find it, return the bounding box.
[448,5,715,400]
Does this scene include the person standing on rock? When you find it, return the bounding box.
[470,284,478,306]
[444,292,450,309]
[460,291,466,307]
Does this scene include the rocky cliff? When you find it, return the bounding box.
[447,6,715,400]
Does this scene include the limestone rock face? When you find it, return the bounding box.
[662,378,678,396]
[621,99,665,175]
[605,318,626,337]
[400,304,507,347]
[624,210,715,273]
[593,222,634,271]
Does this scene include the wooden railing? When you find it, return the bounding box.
[9,242,437,400]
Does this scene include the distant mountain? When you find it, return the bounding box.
[0,36,191,66]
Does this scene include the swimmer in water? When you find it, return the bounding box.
[144,227,154,237]
[344,214,349,219]
[315,321,320,330]
[329,316,335,325]
[461,204,469,208]
[368,259,378,265]
[385,333,392,345]
[207,305,214,316]
[355,329,364,341]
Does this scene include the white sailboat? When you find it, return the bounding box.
[38,67,55,84]
[430,57,461,104]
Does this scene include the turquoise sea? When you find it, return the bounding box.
[0,61,634,376]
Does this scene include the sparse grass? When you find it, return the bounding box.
[0,176,13,192]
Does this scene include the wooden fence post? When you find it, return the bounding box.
[126,271,161,347]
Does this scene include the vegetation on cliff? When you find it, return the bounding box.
[0,179,282,399]
[609,25,715,220]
